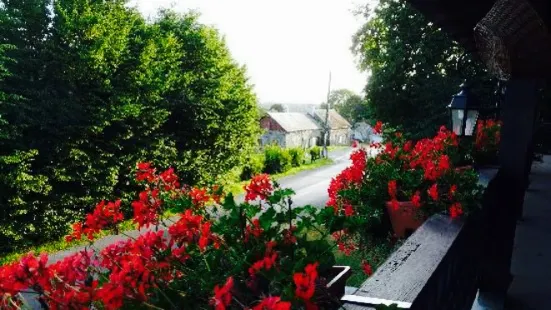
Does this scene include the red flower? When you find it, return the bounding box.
[384,142,397,158]
[293,263,318,301]
[189,187,210,207]
[343,203,354,216]
[361,260,373,276]
[411,191,421,208]
[352,140,359,148]
[282,226,297,245]
[159,167,180,191]
[245,174,273,202]
[390,199,400,211]
[132,189,162,229]
[428,184,438,201]
[332,230,356,255]
[136,162,156,183]
[252,297,291,310]
[245,219,264,242]
[373,121,383,134]
[387,180,397,198]
[438,155,450,171]
[449,202,463,219]
[449,184,457,199]
[248,253,278,276]
[403,140,413,152]
[211,277,234,310]
[66,200,124,242]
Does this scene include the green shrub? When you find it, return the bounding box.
[240,153,265,180]
[263,145,292,174]
[288,147,305,167]
[310,146,322,162]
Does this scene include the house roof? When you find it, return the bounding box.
[313,109,352,129]
[266,112,321,132]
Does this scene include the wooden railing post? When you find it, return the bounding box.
[478,78,539,294]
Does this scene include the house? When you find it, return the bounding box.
[352,121,383,144]
[309,109,352,146]
[259,112,322,148]
[352,121,372,143]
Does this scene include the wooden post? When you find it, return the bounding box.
[478,78,539,293]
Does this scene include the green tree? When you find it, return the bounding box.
[269,103,285,112]
[0,1,259,252]
[328,89,366,124]
[352,0,495,139]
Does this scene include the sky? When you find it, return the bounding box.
[130,0,369,105]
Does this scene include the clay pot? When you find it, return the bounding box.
[384,201,424,238]
[455,165,473,172]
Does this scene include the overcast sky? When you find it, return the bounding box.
[130,0,369,105]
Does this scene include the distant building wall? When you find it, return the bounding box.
[260,116,285,131]
[329,128,352,146]
[261,131,287,147]
[285,130,322,148]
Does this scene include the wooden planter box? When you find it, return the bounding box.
[316,266,353,308]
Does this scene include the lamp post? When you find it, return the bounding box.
[448,82,481,137]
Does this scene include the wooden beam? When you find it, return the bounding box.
[478,78,539,293]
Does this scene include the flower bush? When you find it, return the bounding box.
[325,122,484,255]
[0,165,353,309]
[474,118,501,166]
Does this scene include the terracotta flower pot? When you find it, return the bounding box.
[455,165,473,172]
[384,201,424,238]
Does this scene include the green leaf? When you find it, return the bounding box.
[258,207,276,230]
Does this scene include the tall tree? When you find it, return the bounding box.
[352,0,495,138]
[269,103,285,112]
[328,89,366,124]
[0,1,259,252]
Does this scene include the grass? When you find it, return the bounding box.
[225,158,333,197]
[0,158,334,266]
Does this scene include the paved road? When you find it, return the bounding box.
[46,148,353,264]
[274,148,352,207]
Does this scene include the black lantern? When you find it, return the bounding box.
[448,82,481,136]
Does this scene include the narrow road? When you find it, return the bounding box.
[275,148,352,207]
[46,148,353,264]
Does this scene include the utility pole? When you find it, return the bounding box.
[323,71,331,158]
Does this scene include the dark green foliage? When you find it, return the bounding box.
[263,145,292,174]
[240,153,265,181]
[288,147,305,167]
[352,0,495,139]
[310,146,322,162]
[0,1,259,253]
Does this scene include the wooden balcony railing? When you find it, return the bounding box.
[341,169,498,310]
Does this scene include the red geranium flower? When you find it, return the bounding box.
[244,174,274,202]
[361,260,373,276]
[387,180,397,199]
[211,277,234,310]
[411,191,422,208]
[428,184,438,201]
[449,202,463,219]
[293,263,318,301]
[252,296,291,310]
[373,121,383,134]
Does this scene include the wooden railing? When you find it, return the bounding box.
[341,169,498,310]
